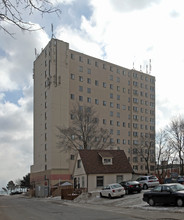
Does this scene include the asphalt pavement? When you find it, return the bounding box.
[1,192,184,220]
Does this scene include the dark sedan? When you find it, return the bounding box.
[120,181,142,194]
[178,176,184,184]
[143,183,184,207]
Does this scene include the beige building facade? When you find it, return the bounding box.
[30,38,155,191]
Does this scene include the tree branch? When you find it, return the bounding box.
[0,0,61,36]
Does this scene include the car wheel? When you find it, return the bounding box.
[108,193,112,199]
[177,198,183,207]
[148,198,155,206]
[100,192,103,198]
[138,190,141,193]
[143,184,148,190]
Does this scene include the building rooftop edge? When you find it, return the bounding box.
[35,37,155,78]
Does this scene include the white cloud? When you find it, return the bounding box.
[0,24,49,92]
[55,0,184,131]
[0,143,32,188]
[0,93,33,188]
[0,93,5,101]
[56,25,104,58]
[54,0,75,5]
[0,25,50,189]
[109,0,161,12]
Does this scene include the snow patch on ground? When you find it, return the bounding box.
[46,190,184,213]
[71,190,184,213]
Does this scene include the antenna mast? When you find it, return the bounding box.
[51,24,55,39]
[146,65,148,74]
[140,65,142,72]
[149,59,152,74]
[34,48,37,58]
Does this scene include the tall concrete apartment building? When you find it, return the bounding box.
[31,38,155,191]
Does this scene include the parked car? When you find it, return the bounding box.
[178,176,184,184]
[143,183,184,207]
[119,181,142,194]
[10,191,23,195]
[164,177,177,184]
[100,183,125,198]
[136,175,159,190]
[164,176,184,184]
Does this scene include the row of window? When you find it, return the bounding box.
[70,114,154,128]
[70,94,155,109]
[132,156,155,163]
[73,84,155,101]
[69,104,153,120]
[72,136,154,146]
[70,73,155,92]
[78,67,122,83]
[133,165,155,171]
[70,113,154,127]
[132,81,155,91]
[130,98,155,107]
[131,148,155,154]
[109,137,155,145]
[133,90,155,99]
[70,53,155,84]
[71,53,126,74]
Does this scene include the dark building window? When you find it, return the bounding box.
[96,176,104,187]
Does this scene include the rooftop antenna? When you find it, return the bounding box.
[146,65,148,74]
[149,59,152,74]
[51,23,55,39]
[133,56,136,69]
[140,65,142,72]
[34,48,38,58]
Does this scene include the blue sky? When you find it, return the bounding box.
[1,0,184,189]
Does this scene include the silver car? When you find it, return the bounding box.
[100,183,125,198]
[136,176,159,190]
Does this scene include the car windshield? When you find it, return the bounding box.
[170,184,184,192]
[127,181,139,185]
[111,184,121,189]
[178,177,184,180]
[149,176,157,180]
[151,185,162,192]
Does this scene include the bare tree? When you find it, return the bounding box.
[156,129,169,166]
[137,133,155,174]
[57,104,113,151]
[155,129,175,180]
[0,0,61,36]
[167,116,184,175]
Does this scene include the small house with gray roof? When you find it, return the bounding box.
[73,150,133,192]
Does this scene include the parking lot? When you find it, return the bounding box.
[72,189,184,213]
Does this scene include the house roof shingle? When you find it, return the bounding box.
[98,151,113,158]
[78,150,133,174]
